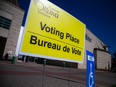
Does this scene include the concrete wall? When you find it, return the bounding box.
[96,50,111,70]
[0,0,24,56]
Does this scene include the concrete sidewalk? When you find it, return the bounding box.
[0,61,116,87]
[0,61,86,87]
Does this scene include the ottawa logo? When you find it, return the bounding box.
[34,0,59,18]
[34,0,44,11]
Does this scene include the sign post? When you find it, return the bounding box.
[86,50,95,87]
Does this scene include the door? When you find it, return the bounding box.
[0,36,7,60]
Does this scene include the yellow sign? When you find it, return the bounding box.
[20,0,86,63]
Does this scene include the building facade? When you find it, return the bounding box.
[0,0,24,59]
[0,0,111,70]
[78,29,111,70]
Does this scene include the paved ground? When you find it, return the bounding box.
[0,61,116,87]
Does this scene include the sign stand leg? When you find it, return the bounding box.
[42,59,46,87]
[68,62,72,87]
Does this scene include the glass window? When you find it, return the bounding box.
[0,16,12,30]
